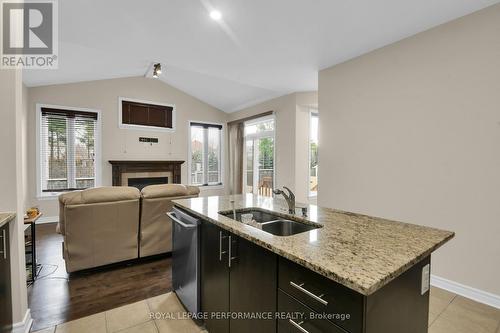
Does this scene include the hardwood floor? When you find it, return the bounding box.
[28,223,172,332]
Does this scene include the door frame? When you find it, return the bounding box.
[308,109,319,198]
[242,115,276,195]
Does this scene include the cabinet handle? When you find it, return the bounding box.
[289,319,309,333]
[228,235,237,268]
[290,281,328,306]
[167,212,197,229]
[0,229,6,259]
[228,236,232,267]
[219,231,227,261]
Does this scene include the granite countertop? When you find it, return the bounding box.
[173,194,454,296]
[0,212,16,228]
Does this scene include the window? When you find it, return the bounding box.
[37,106,100,197]
[309,111,319,196]
[244,116,275,197]
[189,122,223,186]
[119,97,175,132]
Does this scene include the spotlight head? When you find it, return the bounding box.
[153,63,162,78]
[155,63,162,74]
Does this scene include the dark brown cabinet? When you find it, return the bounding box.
[196,214,431,333]
[277,290,345,333]
[279,258,363,333]
[200,221,277,333]
[229,234,277,333]
[278,257,431,333]
[0,222,12,333]
[200,221,230,333]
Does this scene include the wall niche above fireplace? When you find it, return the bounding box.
[108,160,184,187]
[119,97,176,132]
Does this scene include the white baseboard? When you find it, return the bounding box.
[36,215,58,224]
[12,309,33,333]
[431,275,500,309]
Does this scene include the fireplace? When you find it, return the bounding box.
[128,176,168,190]
[109,160,184,187]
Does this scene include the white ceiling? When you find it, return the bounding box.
[23,0,500,112]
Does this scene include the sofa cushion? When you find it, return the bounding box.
[59,186,140,205]
[59,190,81,205]
[141,184,200,199]
[186,185,201,196]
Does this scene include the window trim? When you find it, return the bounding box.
[243,114,275,140]
[187,120,225,189]
[36,103,102,200]
[118,97,176,132]
[308,109,319,198]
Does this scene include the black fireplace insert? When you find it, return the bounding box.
[127,177,168,190]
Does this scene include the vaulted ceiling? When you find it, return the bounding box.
[23,0,500,112]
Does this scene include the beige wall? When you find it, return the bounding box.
[228,91,317,203]
[294,91,319,203]
[295,106,310,203]
[319,4,500,296]
[294,95,319,203]
[27,77,229,217]
[22,85,30,210]
[0,69,29,324]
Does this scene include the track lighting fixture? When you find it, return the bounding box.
[153,63,162,78]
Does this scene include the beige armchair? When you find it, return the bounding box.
[140,184,200,257]
[58,186,141,273]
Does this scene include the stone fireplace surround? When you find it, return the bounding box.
[109,160,184,187]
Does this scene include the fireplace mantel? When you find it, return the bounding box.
[108,160,184,186]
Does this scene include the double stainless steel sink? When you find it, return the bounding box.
[219,209,321,236]
[260,219,319,236]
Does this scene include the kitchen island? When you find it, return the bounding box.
[0,213,15,333]
[172,194,454,333]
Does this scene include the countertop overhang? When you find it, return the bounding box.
[0,212,16,228]
[172,194,454,295]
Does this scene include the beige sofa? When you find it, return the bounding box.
[58,184,199,273]
[58,186,141,273]
[140,184,200,257]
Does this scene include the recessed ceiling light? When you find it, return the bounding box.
[210,10,222,21]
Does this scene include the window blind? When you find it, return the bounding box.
[121,100,173,129]
[189,122,223,130]
[40,108,98,192]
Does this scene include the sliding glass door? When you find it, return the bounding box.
[244,117,275,197]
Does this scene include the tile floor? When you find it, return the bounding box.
[32,292,205,333]
[429,287,500,333]
[33,287,500,333]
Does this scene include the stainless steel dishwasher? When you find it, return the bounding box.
[167,207,201,314]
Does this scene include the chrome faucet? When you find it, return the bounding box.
[273,186,296,214]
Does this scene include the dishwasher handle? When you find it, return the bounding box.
[167,212,198,229]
